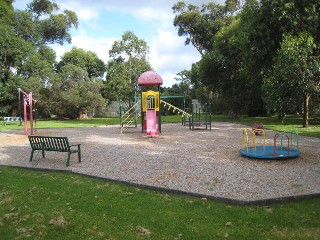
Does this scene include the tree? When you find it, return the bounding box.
[172,0,265,115]
[57,47,105,78]
[17,46,57,118]
[25,0,78,45]
[175,0,320,119]
[0,30,34,81]
[0,0,78,116]
[51,64,106,119]
[104,31,151,106]
[0,0,14,27]
[0,1,35,115]
[0,74,24,116]
[11,0,78,63]
[174,70,193,95]
[235,0,320,117]
[264,32,320,127]
[52,48,107,119]
[172,1,238,55]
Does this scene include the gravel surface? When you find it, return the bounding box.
[1,122,319,203]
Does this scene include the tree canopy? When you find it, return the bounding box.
[103,31,151,107]
[0,0,82,117]
[173,0,320,127]
[57,47,106,79]
[172,0,238,55]
[264,32,320,127]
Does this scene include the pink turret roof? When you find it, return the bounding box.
[138,71,163,86]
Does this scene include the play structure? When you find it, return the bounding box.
[240,128,300,159]
[182,100,212,130]
[134,71,162,137]
[120,71,192,135]
[17,88,35,135]
[120,71,163,137]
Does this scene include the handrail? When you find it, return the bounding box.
[274,134,290,156]
[283,131,299,150]
[241,128,257,153]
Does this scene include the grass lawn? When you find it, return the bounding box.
[0,166,319,239]
[1,114,320,137]
[0,117,119,131]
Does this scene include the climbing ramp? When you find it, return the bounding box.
[160,100,191,119]
[120,100,141,133]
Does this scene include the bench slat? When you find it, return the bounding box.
[47,137,54,150]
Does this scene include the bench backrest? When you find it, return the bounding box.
[28,136,70,151]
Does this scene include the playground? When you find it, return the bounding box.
[1,72,319,204]
[0,122,319,204]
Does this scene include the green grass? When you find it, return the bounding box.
[1,114,320,137]
[0,166,319,239]
[211,115,320,138]
[0,118,120,131]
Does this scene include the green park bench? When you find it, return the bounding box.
[28,136,81,166]
[3,117,21,125]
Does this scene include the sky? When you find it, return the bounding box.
[13,0,224,87]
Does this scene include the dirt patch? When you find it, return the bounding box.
[0,133,28,146]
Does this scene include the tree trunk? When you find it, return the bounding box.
[128,56,132,108]
[303,93,310,128]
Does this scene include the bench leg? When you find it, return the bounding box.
[77,145,81,163]
[30,149,45,162]
[67,145,81,166]
[67,152,71,167]
[30,150,35,162]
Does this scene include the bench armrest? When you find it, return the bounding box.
[70,144,81,147]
